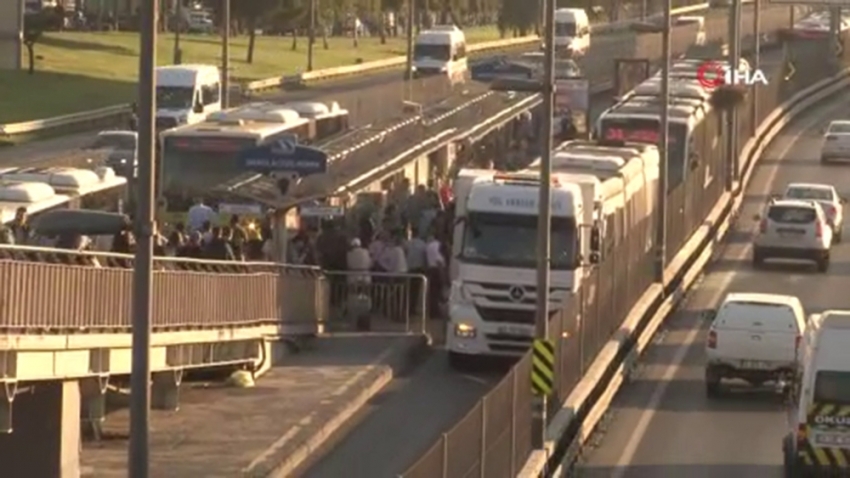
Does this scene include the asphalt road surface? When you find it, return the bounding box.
[577,91,850,478]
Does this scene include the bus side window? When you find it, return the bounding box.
[202,82,220,106]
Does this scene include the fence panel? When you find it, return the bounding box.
[402,436,447,478]
[482,372,515,478]
[446,401,484,478]
[321,270,429,335]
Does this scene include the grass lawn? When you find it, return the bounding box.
[0,26,502,125]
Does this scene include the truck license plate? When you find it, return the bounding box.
[740,360,772,369]
[815,433,850,447]
[498,326,533,337]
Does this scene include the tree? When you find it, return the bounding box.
[23,13,48,75]
[233,0,282,63]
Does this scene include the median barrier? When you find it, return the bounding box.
[0,4,714,145]
[517,66,850,478]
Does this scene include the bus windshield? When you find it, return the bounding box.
[161,136,258,194]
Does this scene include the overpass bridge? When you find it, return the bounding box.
[0,244,326,476]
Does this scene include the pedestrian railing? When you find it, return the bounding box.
[322,270,429,335]
[0,244,326,334]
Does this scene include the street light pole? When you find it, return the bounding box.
[752,0,761,137]
[129,0,157,476]
[221,0,230,108]
[308,0,316,72]
[532,0,555,451]
[405,0,415,80]
[655,0,670,283]
[172,0,182,64]
[729,0,742,183]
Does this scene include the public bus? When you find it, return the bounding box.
[157,101,349,226]
[0,166,129,215]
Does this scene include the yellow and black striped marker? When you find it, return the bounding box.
[532,339,555,396]
[798,403,850,468]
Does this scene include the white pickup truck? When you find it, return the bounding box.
[705,292,807,397]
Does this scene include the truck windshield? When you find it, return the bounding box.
[414,44,451,62]
[461,212,577,269]
[157,86,194,109]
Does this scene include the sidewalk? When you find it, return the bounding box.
[80,332,431,478]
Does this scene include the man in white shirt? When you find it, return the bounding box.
[425,234,445,318]
[187,198,217,233]
[346,239,372,284]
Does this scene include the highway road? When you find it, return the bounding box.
[577,92,850,478]
[1,3,785,169]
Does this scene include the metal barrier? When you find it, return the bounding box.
[402,354,534,478]
[0,244,326,334]
[323,270,429,336]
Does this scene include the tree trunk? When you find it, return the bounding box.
[322,24,329,49]
[291,30,297,50]
[25,43,35,74]
[246,17,256,63]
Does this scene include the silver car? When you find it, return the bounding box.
[753,198,833,272]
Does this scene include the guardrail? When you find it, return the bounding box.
[0,244,326,334]
[0,3,713,144]
[518,61,850,478]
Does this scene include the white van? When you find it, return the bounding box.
[412,25,468,83]
[155,64,222,131]
[554,8,591,57]
[784,310,850,475]
[705,292,806,397]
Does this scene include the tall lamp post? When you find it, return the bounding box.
[630,1,671,282]
[490,0,556,451]
[129,0,158,476]
[221,0,230,108]
[404,0,416,80]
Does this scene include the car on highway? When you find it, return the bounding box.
[469,57,535,83]
[85,130,138,179]
[820,119,850,164]
[752,198,833,272]
[783,182,845,243]
[784,310,850,476]
[705,293,806,397]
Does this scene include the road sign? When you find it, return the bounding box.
[531,339,555,396]
[237,135,329,176]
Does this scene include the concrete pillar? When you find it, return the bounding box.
[0,381,81,478]
[152,369,183,411]
[0,0,23,70]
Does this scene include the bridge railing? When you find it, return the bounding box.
[0,244,326,333]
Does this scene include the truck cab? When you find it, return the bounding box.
[447,171,600,366]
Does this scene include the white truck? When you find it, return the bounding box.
[784,310,850,476]
[155,64,222,132]
[704,292,807,397]
[446,140,659,368]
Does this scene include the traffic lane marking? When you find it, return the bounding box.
[576,93,850,476]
